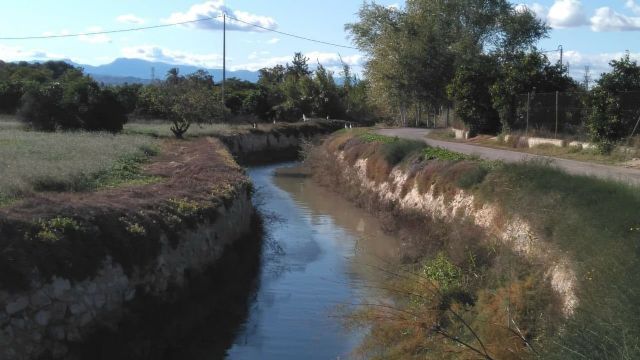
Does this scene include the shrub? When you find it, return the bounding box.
[381,139,426,165]
[456,165,489,189]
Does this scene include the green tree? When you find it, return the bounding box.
[347,0,549,128]
[448,56,501,135]
[157,69,222,138]
[588,54,640,152]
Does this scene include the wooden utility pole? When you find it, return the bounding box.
[555,91,559,138]
[526,92,530,136]
[222,13,226,119]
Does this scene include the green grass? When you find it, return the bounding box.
[0,129,160,205]
[423,146,474,161]
[124,120,256,138]
[0,114,24,131]
[359,132,399,144]
[477,160,640,359]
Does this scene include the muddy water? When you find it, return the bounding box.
[226,163,400,359]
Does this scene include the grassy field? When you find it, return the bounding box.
[0,126,159,205]
[124,120,258,138]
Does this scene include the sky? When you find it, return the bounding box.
[0,0,638,80]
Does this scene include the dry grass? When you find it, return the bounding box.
[0,128,159,204]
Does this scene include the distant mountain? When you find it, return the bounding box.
[90,74,151,85]
[68,58,260,84]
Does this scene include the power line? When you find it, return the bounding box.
[225,14,358,50]
[0,16,224,40]
[0,13,359,50]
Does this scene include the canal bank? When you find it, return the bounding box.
[0,121,344,359]
[306,129,640,359]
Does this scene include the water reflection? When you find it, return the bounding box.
[62,162,399,360]
[225,163,400,359]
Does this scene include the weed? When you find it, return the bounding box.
[423,252,463,290]
[35,217,81,242]
[120,217,147,236]
[423,146,473,161]
[168,198,202,218]
[359,133,398,144]
[381,139,426,165]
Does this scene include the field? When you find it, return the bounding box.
[0,117,159,205]
[124,120,258,138]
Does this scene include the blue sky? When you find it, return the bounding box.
[0,0,638,79]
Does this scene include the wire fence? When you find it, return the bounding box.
[512,90,640,141]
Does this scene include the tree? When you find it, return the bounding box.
[448,56,501,136]
[347,0,549,129]
[588,54,640,152]
[155,69,222,138]
[490,51,577,131]
[313,63,343,118]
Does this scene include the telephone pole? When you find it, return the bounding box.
[558,45,563,67]
[583,66,591,90]
[222,13,226,120]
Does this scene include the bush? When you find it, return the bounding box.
[382,139,426,165]
[11,63,128,132]
[587,55,640,153]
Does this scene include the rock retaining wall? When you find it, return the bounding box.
[0,189,253,360]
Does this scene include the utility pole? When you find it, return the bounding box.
[222,13,226,120]
[558,45,563,67]
[526,92,530,136]
[583,66,591,90]
[555,91,559,139]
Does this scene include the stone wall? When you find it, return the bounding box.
[0,188,253,360]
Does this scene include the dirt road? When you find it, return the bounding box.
[377,128,640,186]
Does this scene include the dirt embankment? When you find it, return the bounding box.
[309,131,577,316]
[0,137,255,359]
[218,120,345,164]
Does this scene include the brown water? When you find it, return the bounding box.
[226,163,401,359]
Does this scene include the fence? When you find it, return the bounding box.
[512,90,640,141]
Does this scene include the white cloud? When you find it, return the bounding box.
[547,50,640,80]
[387,3,401,10]
[267,37,280,44]
[515,3,548,22]
[117,14,146,25]
[0,44,65,62]
[78,27,112,44]
[547,0,588,28]
[164,0,277,32]
[121,45,223,68]
[590,6,640,31]
[231,51,362,72]
[627,0,640,15]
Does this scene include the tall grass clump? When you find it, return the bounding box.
[0,129,159,204]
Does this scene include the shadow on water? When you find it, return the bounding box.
[56,214,265,360]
